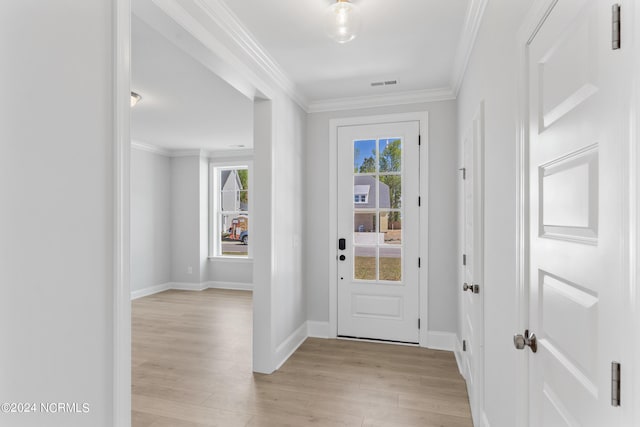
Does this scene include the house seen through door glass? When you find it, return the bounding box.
[353,138,402,282]
[216,166,249,257]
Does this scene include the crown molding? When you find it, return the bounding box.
[170,149,208,158]
[450,0,488,96]
[208,148,254,159]
[131,140,172,157]
[131,141,254,159]
[188,0,308,109]
[307,87,456,113]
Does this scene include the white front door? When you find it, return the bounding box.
[337,121,420,343]
[461,105,484,423]
[527,0,631,425]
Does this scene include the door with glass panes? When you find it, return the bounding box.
[337,121,420,343]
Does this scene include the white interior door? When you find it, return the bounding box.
[527,1,631,425]
[337,121,420,343]
[462,105,484,423]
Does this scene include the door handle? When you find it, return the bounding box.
[462,283,480,294]
[513,329,537,353]
[338,238,346,251]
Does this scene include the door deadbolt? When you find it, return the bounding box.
[513,329,537,353]
[462,282,480,294]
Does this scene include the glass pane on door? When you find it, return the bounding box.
[354,246,377,281]
[379,247,402,281]
[352,138,404,283]
[354,139,377,173]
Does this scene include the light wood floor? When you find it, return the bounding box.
[132,289,473,427]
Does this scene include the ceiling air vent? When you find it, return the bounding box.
[371,80,398,87]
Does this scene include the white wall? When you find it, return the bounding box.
[456,1,531,426]
[253,95,308,372]
[0,2,116,426]
[131,148,171,292]
[171,156,204,283]
[305,100,458,335]
[273,96,307,354]
[130,146,255,293]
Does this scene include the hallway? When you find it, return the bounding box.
[132,289,472,426]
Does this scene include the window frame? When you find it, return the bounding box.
[209,160,254,259]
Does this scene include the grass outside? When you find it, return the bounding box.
[354,256,401,281]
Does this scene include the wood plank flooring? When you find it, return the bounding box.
[132,289,473,427]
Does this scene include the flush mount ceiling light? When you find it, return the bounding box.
[326,0,361,44]
[130,92,142,107]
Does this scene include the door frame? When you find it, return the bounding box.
[328,112,429,346]
[633,0,640,421]
[514,2,559,424]
[515,1,640,425]
[460,102,485,423]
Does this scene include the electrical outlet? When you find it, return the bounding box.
[187,266,193,275]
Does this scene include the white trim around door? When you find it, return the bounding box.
[329,112,429,347]
[113,0,131,425]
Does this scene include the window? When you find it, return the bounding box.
[354,185,370,204]
[210,164,251,258]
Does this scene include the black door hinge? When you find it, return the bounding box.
[459,167,466,180]
[418,196,421,206]
[418,135,421,146]
[612,361,621,406]
[463,340,467,351]
[612,4,621,50]
[418,318,421,329]
[418,257,421,268]
[462,254,467,266]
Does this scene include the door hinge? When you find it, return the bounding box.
[459,167,466,180]
[418,196,421,206]
[418,257,421,268]
[612,361,621,406]
[462,340,467,351]
[418,135,421,146]
[418,318,421,329]
[462,254,467,266]
[612,4,621,50]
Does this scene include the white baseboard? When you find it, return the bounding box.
[426,331,457,352]
[481,411,490,427]
[307,321,330,338]
[454,338,465,377]
[273,322,308,371]
[130,282,171,300]
[206,281,253,291]
[132,281,254,300]
[170,282,208,291]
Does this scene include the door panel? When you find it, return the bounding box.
[337,121,420,343]
[528,1,630,425]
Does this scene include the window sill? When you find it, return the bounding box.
[208,256,253,263]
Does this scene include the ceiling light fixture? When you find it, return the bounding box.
[326,0,361,44]
[130,92,142,107]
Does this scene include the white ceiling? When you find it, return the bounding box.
[131,0,476,150]
[131,15,253,151]
[220,0,471,101]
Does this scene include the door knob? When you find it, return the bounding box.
[513,329,537,353]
